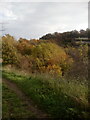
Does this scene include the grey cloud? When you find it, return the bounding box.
[0,2,88,39]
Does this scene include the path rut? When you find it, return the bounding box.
[3,78,49,118]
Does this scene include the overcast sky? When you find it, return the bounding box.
[0,2,88,39]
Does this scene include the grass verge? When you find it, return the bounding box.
[2,82,35,118]
[2,70,89,119]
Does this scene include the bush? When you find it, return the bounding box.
[31,42,73,75]
[65,45,88,80]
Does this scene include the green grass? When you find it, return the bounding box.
[2,83,35,118]
[2,70,89,119]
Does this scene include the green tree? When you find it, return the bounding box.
[2,35,18,65]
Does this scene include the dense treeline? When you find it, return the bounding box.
[40,29,90,46]
[2,32,88,80]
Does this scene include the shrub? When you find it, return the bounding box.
[31,42,73,75]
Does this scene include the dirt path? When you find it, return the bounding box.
[3,78,49,118]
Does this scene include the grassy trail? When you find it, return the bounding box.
[2,71,89,119]
[3,78,48,118]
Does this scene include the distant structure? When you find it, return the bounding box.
[74,37,90,45]
[0,22,6,32]
[0,22,8,37]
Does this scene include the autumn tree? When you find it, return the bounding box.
[16,38,34,55]
[31,42,73,76]
[2,34,18,65]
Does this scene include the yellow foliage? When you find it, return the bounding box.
[46,64,62,76]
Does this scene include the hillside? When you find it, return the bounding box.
[1,29,89,119]
[40,29,90,46]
